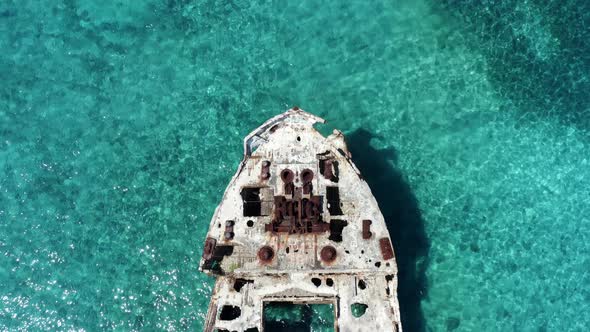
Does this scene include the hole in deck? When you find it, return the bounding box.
[233,279,253,292]
[326,278,334,287]
[351,303,368,318]
[311,278,321,287]
[326,186,343,215]
[358,279,366,290]
[328,219,348,242]
[241,188,262,216]
[219,305,241,320]
[247,220,254,227]
[263,302,335,331]
[318,157,339,182]
[296,136,301,141]
[201,244,234,273]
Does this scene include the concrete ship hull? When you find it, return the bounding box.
[199,108,402,332]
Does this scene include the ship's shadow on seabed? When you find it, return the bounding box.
[347,128,430,332]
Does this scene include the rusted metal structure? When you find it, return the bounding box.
[200,108,402,331]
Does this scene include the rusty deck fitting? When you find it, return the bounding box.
[260,160,271,180]
[379,237,395,260]
[362,219,373,240]
[199,108,402,332]
[257,246,274,263]
[320,245,337,263]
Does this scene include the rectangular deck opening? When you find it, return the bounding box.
[263,302,335,332]
[241,187,262,216]
[326,186,343,215]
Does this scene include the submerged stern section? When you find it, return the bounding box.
[199,108,402,331]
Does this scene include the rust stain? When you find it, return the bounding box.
[258,246,275,263]
[320,245,337,263]
[379,237,394,260]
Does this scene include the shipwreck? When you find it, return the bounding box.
[200,108,402,331]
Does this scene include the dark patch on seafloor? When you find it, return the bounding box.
[432,0,590,129]
[446,316,461,331]
[347,129,430,332]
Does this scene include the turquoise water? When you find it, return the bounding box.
[1,0,589,331]
[263,303,334,331]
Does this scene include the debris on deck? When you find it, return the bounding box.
[200,108,402,332]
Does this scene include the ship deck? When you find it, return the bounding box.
[200,108,402,332]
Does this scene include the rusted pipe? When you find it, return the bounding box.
[320,246,337,263]
[258,246,275,263]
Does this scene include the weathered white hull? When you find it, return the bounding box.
[200,108,402,332]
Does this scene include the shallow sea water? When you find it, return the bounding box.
[1,0,590,331]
